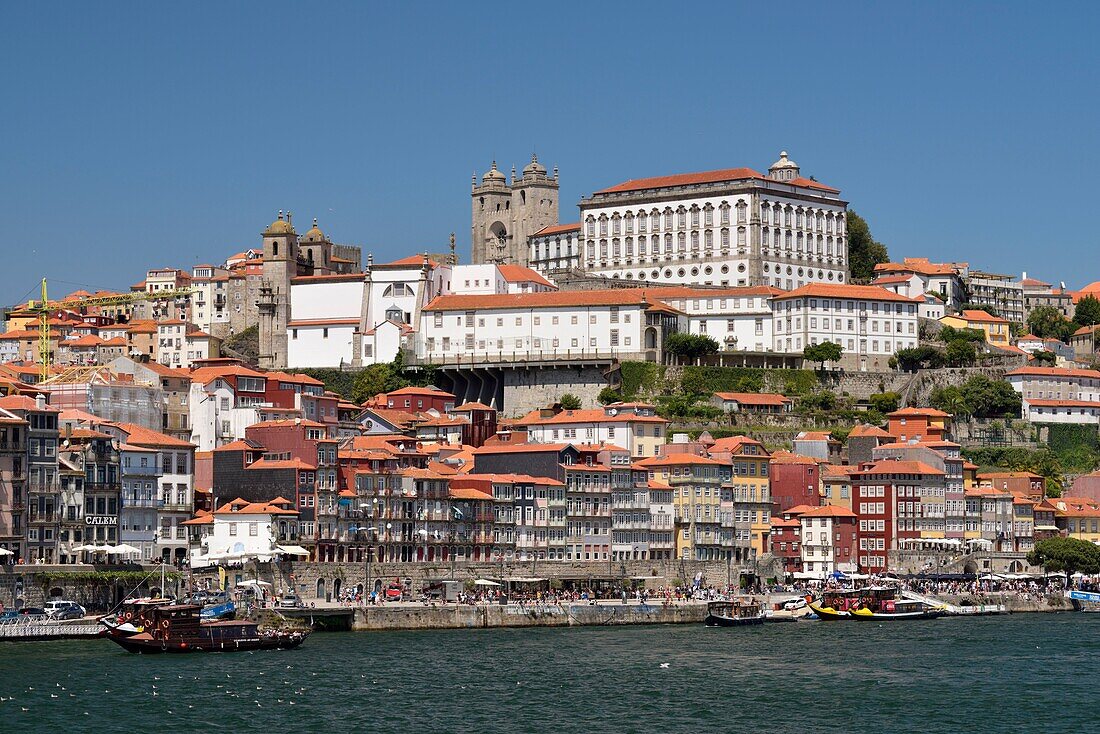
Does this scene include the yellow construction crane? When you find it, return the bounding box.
[22,278,195,380]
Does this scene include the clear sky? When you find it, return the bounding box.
[2,1,1098,301]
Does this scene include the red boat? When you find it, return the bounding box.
[101,603,308,653]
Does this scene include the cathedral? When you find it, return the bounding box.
[470,154,559,266]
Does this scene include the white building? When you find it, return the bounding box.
[798,504,858,579]
[287,273,365,369]
[414,290,687,365]
[515,403,669,458]
[643,286,779,353]
[532,152,849,289]
[103,422,197,564]
[156,321,219,369]
[188,497,299,567]
[188,375,261,451]
[873,257,968,313]
[190,264,231,334]
[1007,366,1100,424]
[771,284,921,371]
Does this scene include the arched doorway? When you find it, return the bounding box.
[332,578,342,599]
[645,328,658,349]
[316,578,326,600]
[963,561,978,576]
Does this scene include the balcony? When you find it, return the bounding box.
[122,496,162,508]
[160,502,192,513]
[28,510,60,523]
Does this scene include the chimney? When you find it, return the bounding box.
[35,393,46,410]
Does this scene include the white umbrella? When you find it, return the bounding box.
[112,543,142,555]
[71,544,99,552]
[473,579,501,587]
[0,548,13,556]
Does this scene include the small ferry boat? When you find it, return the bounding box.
[808,587,945,621]
[1066,589,1100,612]
[704,598,766,627]
[101,602,308,653]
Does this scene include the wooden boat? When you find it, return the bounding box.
[101,603,308,653]
[704,598,766,627]
[809,587,945,621]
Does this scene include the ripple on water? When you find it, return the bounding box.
[0,616,1097,732]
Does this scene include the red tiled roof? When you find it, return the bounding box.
[246,458,317,471]
[597,167,765,194]
[115,422,195,448]
[1007,366,1100,380]
[498,264,555,288]
[958,309,1009,324]
[855,460,945,476]
[874,257,964,277]
[888,407,952,418]
[713,392,791,406]
[1025,399,1100,409]
[532,223,581,237]
[634,453,724,468]
[848,424,895,438]
[376,255,438,269]
[772,283,921,303]
[799,504,857,518]
[423,290,682,312]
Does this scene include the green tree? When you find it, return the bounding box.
[1074,295,1100,327]
[894,345,946,371]
[939,326,986,344]
[930,385,970,417]
[350,362,408,404]
[1027,305,1074,341]
[559,393,582,410]
[803,341,844,368]
[1027,537,1100,575]
[1032,350,1057,366]
[597,386,622,405]
[663,333,720,362]
[868,392,901,413]
[945,339,977,367]
[846,210,889,281]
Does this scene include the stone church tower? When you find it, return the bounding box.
[471,155,559,265]
[257,211,299,369]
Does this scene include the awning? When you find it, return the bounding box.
[503,577,546,583]
[276,545,310,556]
[0,548,13,556]
[473,579,500,587]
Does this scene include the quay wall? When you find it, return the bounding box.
[349,601,707,631]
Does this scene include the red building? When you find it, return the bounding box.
[886,407,952,443]
[451,401,498,448]
[851,459,944,571]
[768,504,815,577]
[384,386,456,413]
[768,452,822,514]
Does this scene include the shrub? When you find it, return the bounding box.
[868,392,901,413]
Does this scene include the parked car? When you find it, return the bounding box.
[276,592,305,609]
[45,601,86,620]
[1,607,47,620]
[783,598,807,611]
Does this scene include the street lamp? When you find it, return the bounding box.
[349,524,380,603]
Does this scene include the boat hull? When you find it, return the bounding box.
[705,614,766,627]
[849,609,946,621]
[807,602,851,621]
[102,628,308,653]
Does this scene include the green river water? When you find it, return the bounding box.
[0,615,1096,733]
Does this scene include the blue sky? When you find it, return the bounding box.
[2,2,1098,301]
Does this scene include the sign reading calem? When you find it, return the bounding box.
[85,515,118,526]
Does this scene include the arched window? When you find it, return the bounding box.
[677,232,686,252]
[737,227,746,248]
[719,202,731,225]
[611,213,621,235]
[272,242,278,257]
[664,233,672,253]
[690,205,700,227]
[691,231,699,251]
[599,215,608,236]
[721,228,730,250]
[704,203,714,226]
[736,201,747,224]
[704,230,713,250]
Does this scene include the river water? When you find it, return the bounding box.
[1,615,1096,732]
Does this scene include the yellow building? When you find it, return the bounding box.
[708,436,772,559]
[635,453,727,561]
[1051,496,1100,543]
[940,309,1010,345]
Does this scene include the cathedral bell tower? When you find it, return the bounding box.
[258,210,298,369]
[471,154,559,266]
